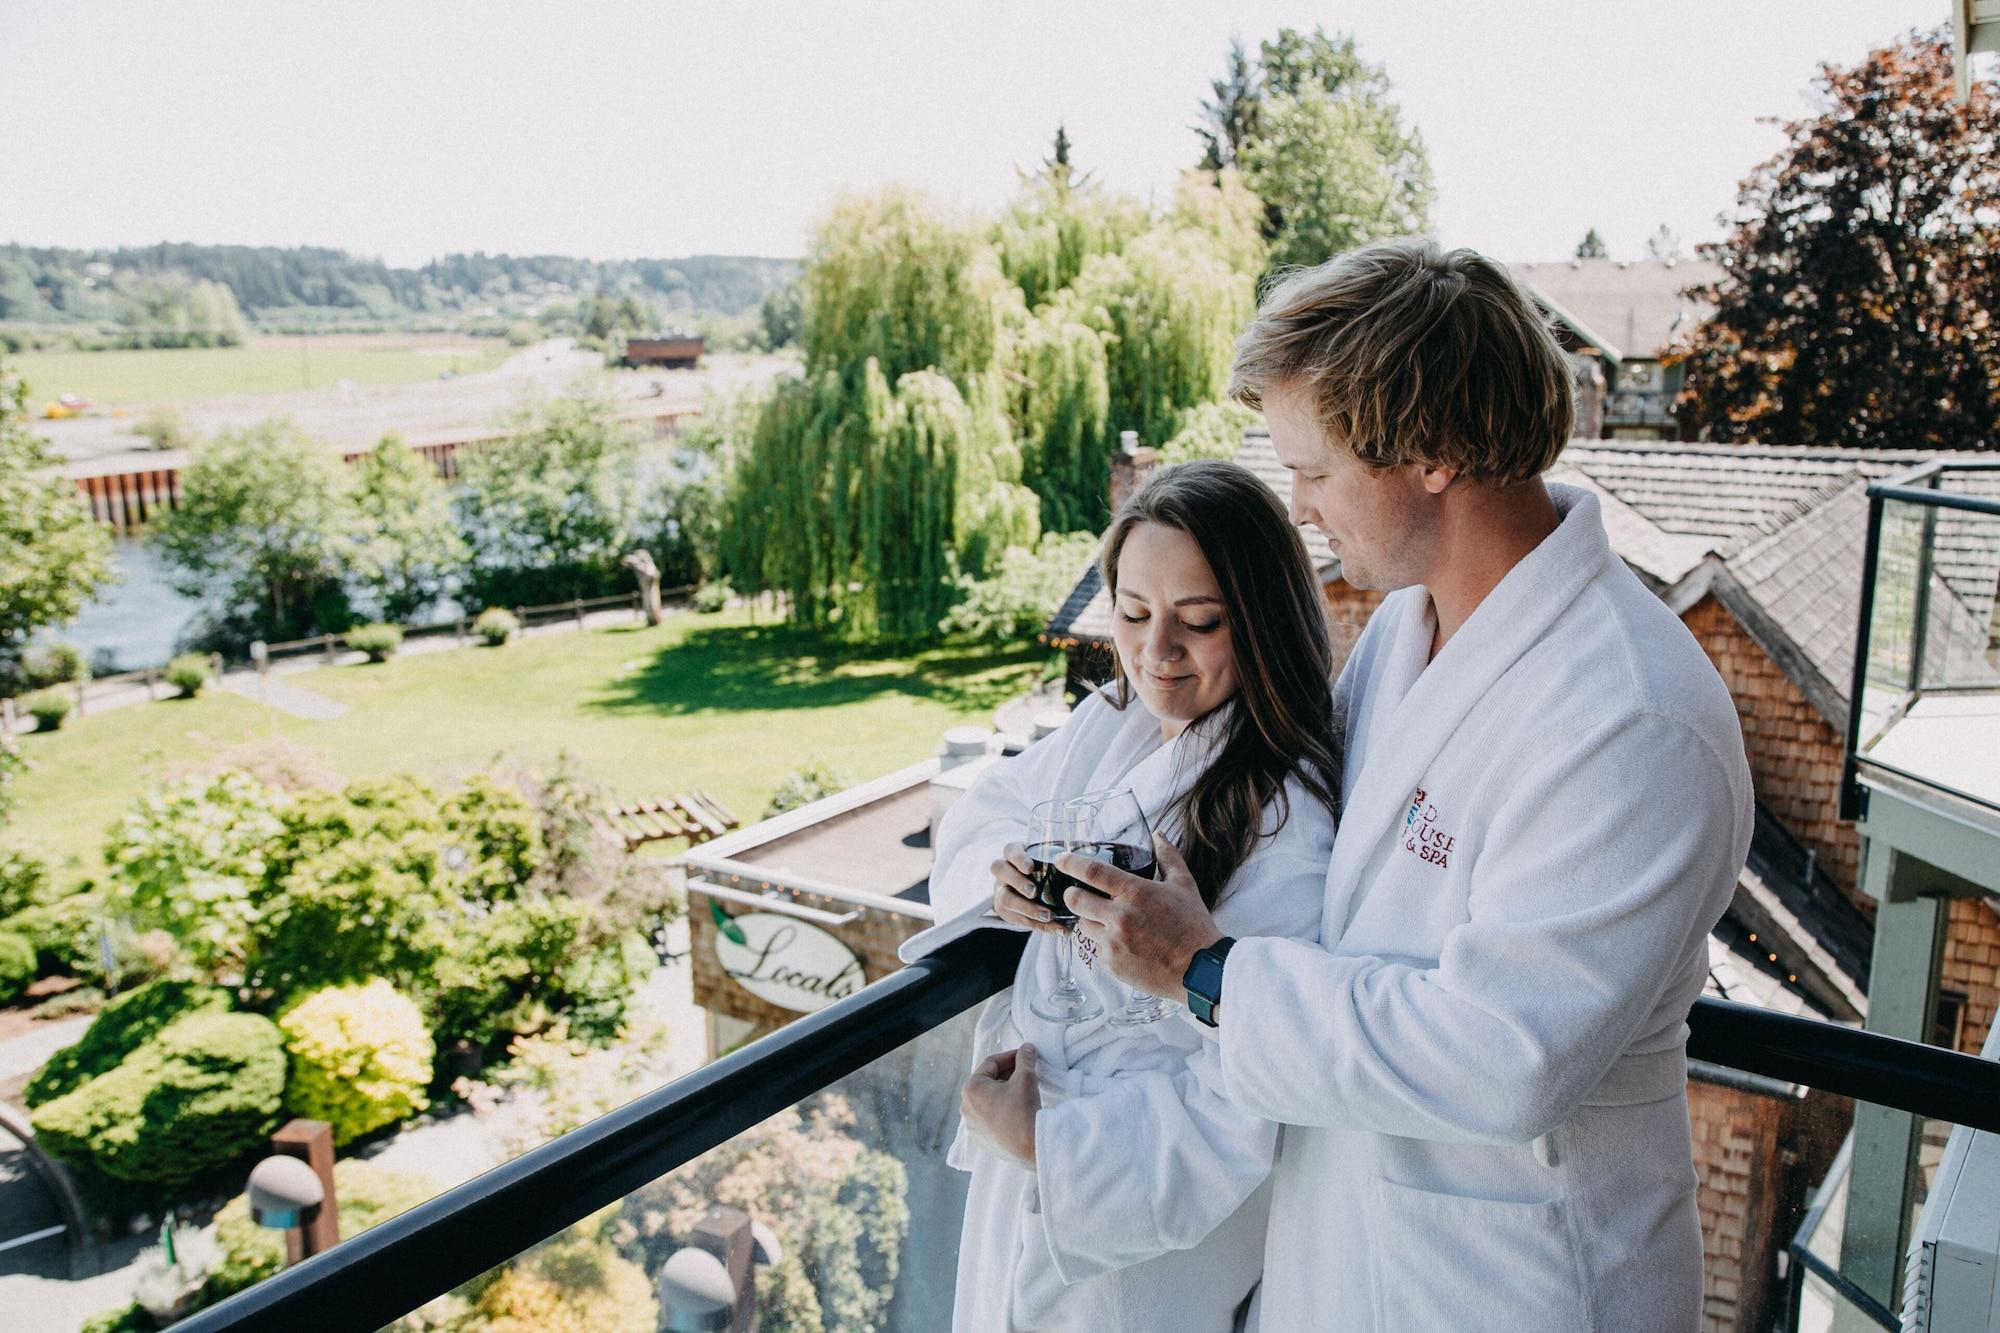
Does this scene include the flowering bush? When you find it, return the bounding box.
[105,769,287,975]
[278,979,434,1144]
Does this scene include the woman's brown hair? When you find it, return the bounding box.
[1101,459,1342,905]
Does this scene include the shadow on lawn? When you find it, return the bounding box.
[587,621,1054,718]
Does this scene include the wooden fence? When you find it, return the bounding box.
[67,407,697,530]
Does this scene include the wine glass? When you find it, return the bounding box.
[1068,788,1170,1026]
[1024,798,1103,1025]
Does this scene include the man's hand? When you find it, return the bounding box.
[960,1044,1041,1165]
[1062,835,1223,1000]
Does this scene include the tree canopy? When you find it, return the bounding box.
[1195,27,1434,274]
[1676,31,1999,450]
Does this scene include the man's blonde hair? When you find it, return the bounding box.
[1229,238,1573,486]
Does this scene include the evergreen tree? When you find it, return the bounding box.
[1576,228,1609,259]
[1196,39,1262,171]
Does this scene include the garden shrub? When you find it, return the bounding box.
[77,1303,153,1333]
[163,653,212,697]
[618,1098,908,1333]
[466,1239,656,1333]
[22,686,73,731]
[345,622,404,662]
[0,844,48,917]
[0,731,23,824]
[25,979,231,1106]
[425,895,630,1050]
[0,929,34,1003]
[210,1158,442,1300]
[30,1010,287,1185]
[765,756,849,817]
[22,641,90,690]
[245,845,442,999]
[440,775,543,901]
[692,580,733,614]
[278,979,434,1145]
[473,607,519,645]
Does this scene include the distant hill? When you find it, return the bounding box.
[0,243,799,327]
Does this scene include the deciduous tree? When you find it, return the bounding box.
[349,433,465,622]
[0,361,113,689]
[1676,31,1999,450]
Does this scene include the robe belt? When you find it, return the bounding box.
[1578,1043,1689,1108]
[1532,1045,1686,1168]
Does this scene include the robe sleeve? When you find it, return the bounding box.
[925,699,1096,925]
[1024,824,1334,1284]
[1219,709,1748,1145]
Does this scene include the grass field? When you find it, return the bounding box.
[12,334,515,407]
[7,607,1054,880]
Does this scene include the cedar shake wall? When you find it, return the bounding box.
[1323,580,1388,672]
[1679,596,1863,909]
[1689,1079,1853,1333]
[1942,898,2000,1055]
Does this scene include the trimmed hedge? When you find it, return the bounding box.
[25,979,230,1107]
[31,1010,287,1185]
[279,980,434,1145]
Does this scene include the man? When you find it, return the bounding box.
[1057,239,1752,1329]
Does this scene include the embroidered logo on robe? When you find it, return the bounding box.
[1402,787,1456,868]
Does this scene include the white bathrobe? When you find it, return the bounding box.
[1218,484,1753,1332]
[901,689,1337,1333]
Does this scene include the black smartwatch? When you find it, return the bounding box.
[1183,937,1237,1028]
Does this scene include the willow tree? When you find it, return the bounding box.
[1068,226,1258,456]
[1007,309,1111,532]
[994,171,1148,312]
[802,189,1012,389]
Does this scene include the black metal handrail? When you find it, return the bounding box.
[179,930,2000,1332]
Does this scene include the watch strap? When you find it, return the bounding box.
[1183,936,1237,1028]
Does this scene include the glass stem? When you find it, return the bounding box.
[1059,921,1077,991]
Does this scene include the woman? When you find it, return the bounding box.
[899,460,1343,1332]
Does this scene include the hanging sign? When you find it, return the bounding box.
[713,910,866,1014]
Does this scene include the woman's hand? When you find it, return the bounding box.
[960,1044,1041,1166]
[992,843,1063,934]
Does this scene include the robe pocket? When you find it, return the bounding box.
[1367,1176,1592,1333]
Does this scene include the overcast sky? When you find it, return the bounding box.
[1,0,1953,267]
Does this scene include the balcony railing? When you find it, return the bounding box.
[171,928,2000,1333]
[1842,458,2000,819]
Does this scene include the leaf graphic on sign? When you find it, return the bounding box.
[711,899,748,946]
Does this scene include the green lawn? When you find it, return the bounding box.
[13,336,513,407]
[8,607,1053,880]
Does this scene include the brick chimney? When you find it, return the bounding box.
[1108,430,1159,514]
[1570,355,1606,439]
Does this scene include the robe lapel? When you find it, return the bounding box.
[1324,486,1613,939]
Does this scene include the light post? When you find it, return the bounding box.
[246,1120,339,1264]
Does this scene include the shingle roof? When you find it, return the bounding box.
[1046,436,2000,739]
[1043,430,1334,644]
[1509,257,1723,363]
